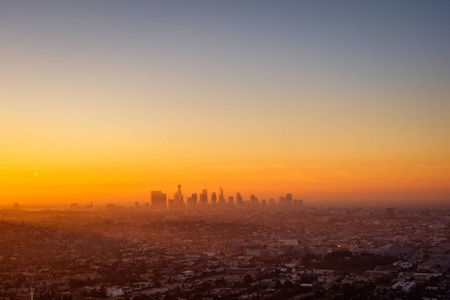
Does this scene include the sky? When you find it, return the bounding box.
[1,1,449,206]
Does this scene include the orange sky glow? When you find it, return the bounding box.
[1,1,449,206]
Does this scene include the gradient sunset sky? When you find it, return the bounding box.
[1,1,449,206]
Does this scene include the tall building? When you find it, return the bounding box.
[250,194,259,206]
[200,189,208,205]
[228,196,234,205]
[236,192,243,206]
[173,185,184,206]
[286,194,293,206]
[187,193,198,207]
[151,191,167,209]
[293,199,303,206]
[219,187,225,204]
[177,184,182,198]
[279,194,293,207]
[211,192,217,205]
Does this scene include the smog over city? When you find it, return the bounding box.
[1,1,449,299]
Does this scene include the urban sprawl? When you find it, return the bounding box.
[0,186,449,299]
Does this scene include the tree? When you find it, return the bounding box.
[274,280,283,290]
[244,274,255,284]
[283,280,294,288]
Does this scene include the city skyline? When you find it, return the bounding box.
[1,1,450,206]
[147,184,303,208]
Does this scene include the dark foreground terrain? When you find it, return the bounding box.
[0,205,448,299]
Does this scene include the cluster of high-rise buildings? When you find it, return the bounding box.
[150,185,303,209]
